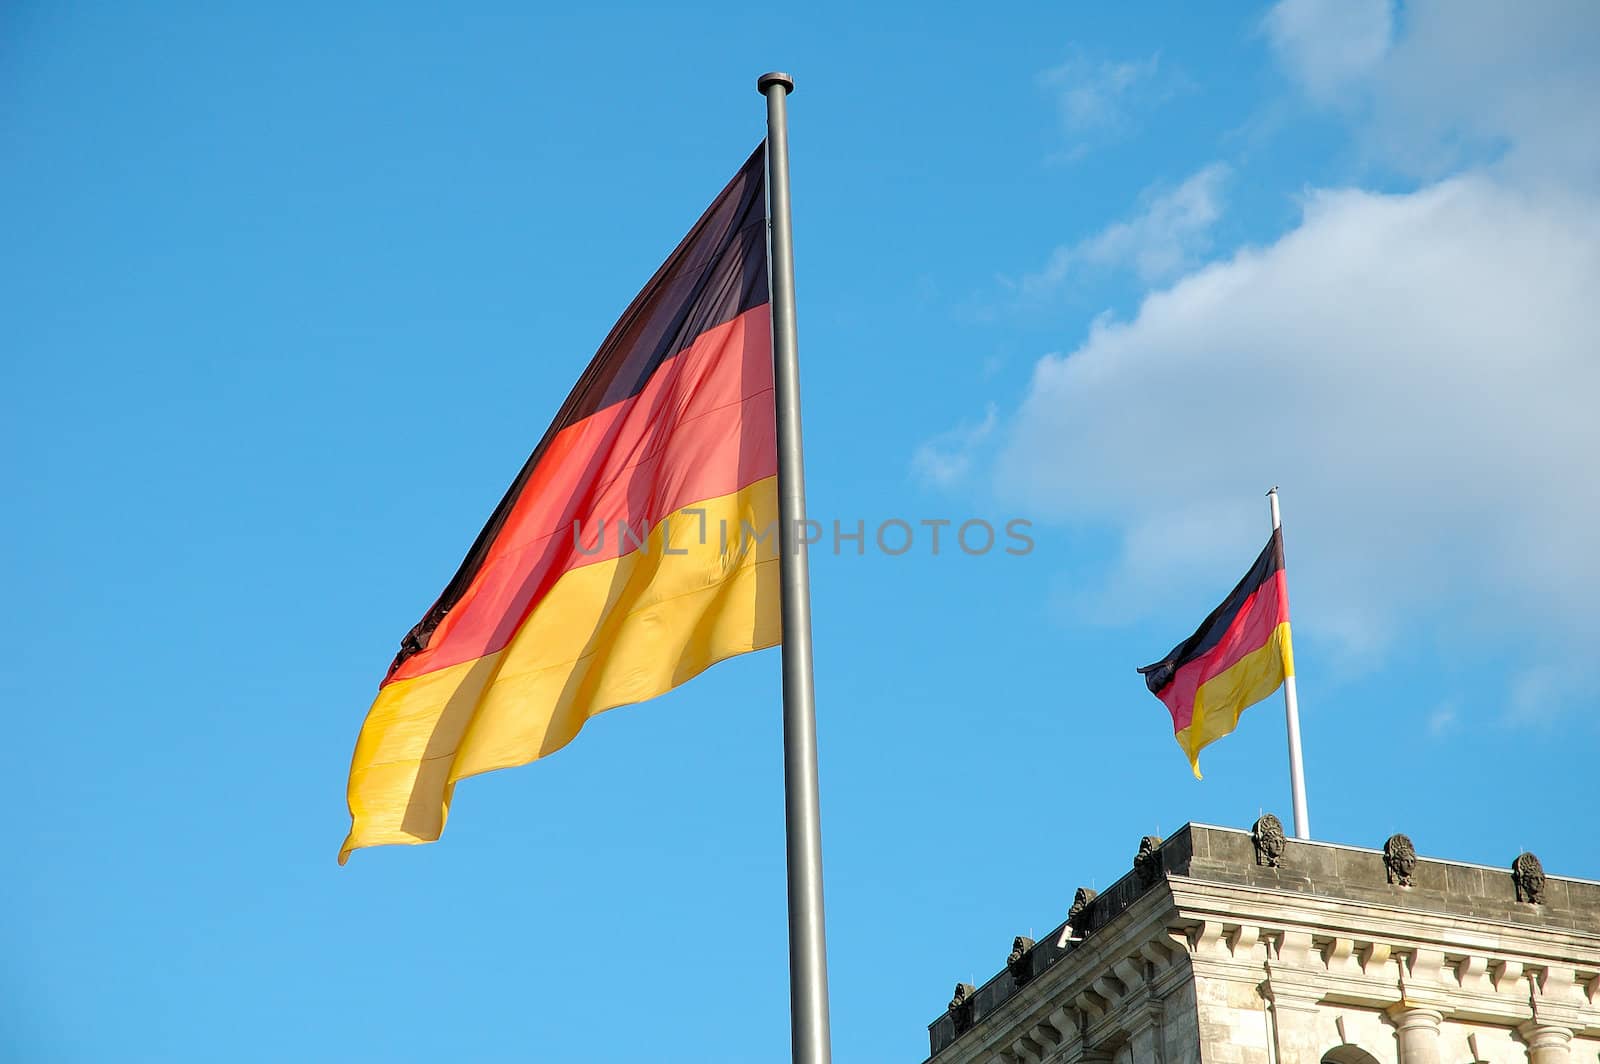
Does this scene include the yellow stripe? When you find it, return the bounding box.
[340,477,781,863]
[1174,622,1293,779]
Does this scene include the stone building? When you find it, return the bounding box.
[925,822,1599,1064]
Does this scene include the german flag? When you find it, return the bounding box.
[340,145,779,863]
[1138,529,1295,778]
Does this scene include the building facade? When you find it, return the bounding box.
[925,823,1600,1064]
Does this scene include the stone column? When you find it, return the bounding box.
[1518,1023,1573,1064]
[1389,1006,1444,1064]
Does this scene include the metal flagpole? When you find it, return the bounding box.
[758,71,833,1064]
[1268,487,1311,841]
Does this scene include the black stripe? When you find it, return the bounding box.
[557,142,769,422]
[388,143,769,678]
[1137,528,1285,696]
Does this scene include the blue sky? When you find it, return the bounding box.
[5,2,1597,1061]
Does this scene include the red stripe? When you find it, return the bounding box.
[1159,571,1289,731]
[389,303,775,684]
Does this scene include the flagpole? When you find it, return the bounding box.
[1268,487,1311,840]
[758,71,833,1064]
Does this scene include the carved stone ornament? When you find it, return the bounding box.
[1134,835,1164,887]
[1383,833,1417,886]
[1512,852,1546,904]
[949,982,976,1035]
[1007,936,1036,983]
[1067,886,1097,931]
[1252,814,1287,867]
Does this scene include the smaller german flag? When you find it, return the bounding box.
[1138,529,1295,777]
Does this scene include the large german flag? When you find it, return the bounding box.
[1138,529,1295,778]
[341,145,779,863]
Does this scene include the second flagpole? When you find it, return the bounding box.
[758,71,834,1064]
[1268,487,1311,840]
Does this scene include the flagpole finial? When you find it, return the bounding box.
[757,71,795,95]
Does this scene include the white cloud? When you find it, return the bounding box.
[1039,53,1162,133]
[1426,703,1457,738]
[1367,0,1600,181]
[995,0,1600,723]
[1264,0,1600,181]
[1036,51,1178,160]
[1263,0,1393,105]
[997,174,1600,661]
[1021,164,1230,296]
[913,404,998,488]
[1504,666,1587,728]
